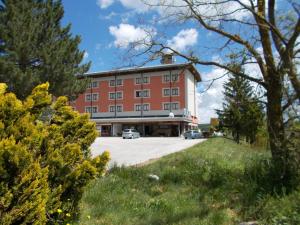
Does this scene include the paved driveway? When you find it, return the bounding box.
[91,137,206,166]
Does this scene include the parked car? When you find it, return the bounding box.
[183,130,202,139]
[122,129,140,139]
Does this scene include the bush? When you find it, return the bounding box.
[0,83,110,224]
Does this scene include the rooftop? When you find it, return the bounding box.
[80,63,201,82]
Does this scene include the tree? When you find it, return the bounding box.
[0,0,90,100]
[0,82,110,224]
[124,0,300,186]
[217,67,264,144]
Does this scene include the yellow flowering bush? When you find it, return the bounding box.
[0,83,110,224]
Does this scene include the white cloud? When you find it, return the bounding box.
[83,51,89,59]
[167,29,198,52]
[97,0,114,9]
[197,67,228,124]
[119,0,149,12]
[109,23,155,49]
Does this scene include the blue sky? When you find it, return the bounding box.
[61,0,287,123]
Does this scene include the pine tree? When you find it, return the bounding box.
[0,0,90,100]
[217,67,264,144]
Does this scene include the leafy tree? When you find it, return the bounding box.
[0,0,90,100]
[217,69,264,144]
[125,0,300,186]
[0,82,110,224]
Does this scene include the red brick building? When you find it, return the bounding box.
[72,58,201,137]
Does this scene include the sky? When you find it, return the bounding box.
[60,0,268,123]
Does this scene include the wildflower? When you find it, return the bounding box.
[87,215,91,219]
[57,209,62,214]
[66,213,71,217]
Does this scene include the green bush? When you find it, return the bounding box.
[0,83,110,224]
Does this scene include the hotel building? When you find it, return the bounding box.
[73,56,201,137]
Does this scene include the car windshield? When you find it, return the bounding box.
[123,129,130,132]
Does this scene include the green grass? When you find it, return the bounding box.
[78,138,300,225]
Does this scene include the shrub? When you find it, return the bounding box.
[0,83,110,224]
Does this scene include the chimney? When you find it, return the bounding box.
[161,53,174,64]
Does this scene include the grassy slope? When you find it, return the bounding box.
[78,138,300,225]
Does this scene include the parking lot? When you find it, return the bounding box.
[91,137,206,166]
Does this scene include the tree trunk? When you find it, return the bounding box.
[266,72,290,185]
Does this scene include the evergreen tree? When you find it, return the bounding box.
[0,82,110,224]
[217,67,264,144]
[0,0,90,100]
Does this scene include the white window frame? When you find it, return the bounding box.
[143,103,150,111]
[116,79,123,86]
[116,91,123,99]
[163,88,170,97]
[135,104,142,111]
[171,73,179,82]
[172,102,179,110]
[171,87,179,96]
[109,79,116,87]
[162,73,179,83]
[162,102,180,110]
[85,106,98,113]
[109,92,115,100]
[163,103,170,110]
[135,103,150,111]
[163,74,170,83]
[116,105,123,112]
[135,76,150,85]
[87,81,98,89]
[135,89,150,98]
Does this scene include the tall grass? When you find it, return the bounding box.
[78,138,300,225]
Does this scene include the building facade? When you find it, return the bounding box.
[72,61,201,137]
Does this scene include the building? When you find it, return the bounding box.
[72,56,201,137]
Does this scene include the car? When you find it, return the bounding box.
[122,129,140,139]
[183,130,202,139]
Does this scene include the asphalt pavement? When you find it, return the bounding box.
[91,137,206,166]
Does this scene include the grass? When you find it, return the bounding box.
[78,138,300,225]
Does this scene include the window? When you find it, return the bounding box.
[116,91,122,99]
[143,77,149,84]
[109,105,115,112]
[163,89,170,96]
[85,106,97,113]
[163,102,179,110]
[116,105,122,112]
[109,80,115,87]
[87,81,98,88]
[85,93,98,102]
[109,79,122,86]
[172,74,179,82]
[135,90,149,98]
[163,88,179,96]
[136,77,141,84]
[85,94,91,101]
[143,104,149,111]
[171,88,179,96]
[109,92,122,99]
[135,104,142,111]
[136,77,149,84]
[109,92,115,100]
[163,74,170,82]
[163,103,170,110]
[110,105,123,112]
[172,102,179,110]
[163,74,179,82]
[92,93,98,101]
[116,79,123,86]
[135,104,150,111]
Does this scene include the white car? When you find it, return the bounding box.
[122,129,140,139]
